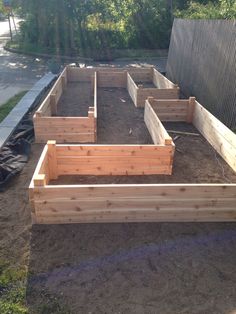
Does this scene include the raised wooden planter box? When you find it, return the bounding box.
[29,133,175,224]
[33,67,98,143]
[34,67,179,144]
[29,96,236,224]
[127,68,180,107]
[146,97,196,123]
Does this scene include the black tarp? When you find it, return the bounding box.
[0,116,34,191]
[0,75,57,191]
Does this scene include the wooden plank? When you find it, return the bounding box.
[35,198,236,213]
[56,144,172,157]
[67,66,154,82]
[50,94,57,116]
[34,213,236,224]
[137,88,180,107]
[57,157,171,169]
[50,75,63,104]
[193,101,236,172]
[67,67,95,82]
[128,68,152,82]
[34,116,96,143]
[34,211,236,223]
[127,73,138,106]
[61,66,68,89]
[36,95,51,117]
[144,100,173,145]
[153,68,177,89]
[34,174,46,187]
[148,98,189,122]
[148,98,188,107]
[35,133,95,144]
[97,71,127,88]
[55,144,173,174]
[57,161,172,176]
[47,140,58,180]
[34,117,94,127]
[32,182,236,223]
[33,184,236,201]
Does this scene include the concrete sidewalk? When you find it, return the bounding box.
[0,19,48,107]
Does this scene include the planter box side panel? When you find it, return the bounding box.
[127,73,138,106]
[97,71,127,88]
[193,101,236,172]
[148,98,195,123]
[56,145,173,175]
[32,184,236,224]
[34,117,96,143]
[128,68,152,82]
[137,88,180,107]
[144,101,173,146]
[153,68,177,89]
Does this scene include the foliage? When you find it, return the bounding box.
[6,0,236,58]
[0,0,5,15]
[175,0,236,19]
[16,0,176,57]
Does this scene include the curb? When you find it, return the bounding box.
[4,46,168,63]
[4,46,93,62]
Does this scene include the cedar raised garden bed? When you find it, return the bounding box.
[127,67,180,107]
[29,96,236,224]
[33,66,179,143]
[33,67,98,143]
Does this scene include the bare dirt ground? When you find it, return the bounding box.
[57,82,92,117]
[1,86,236,313]
[97,87,152,144]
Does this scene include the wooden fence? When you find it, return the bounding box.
[166,19,236,129]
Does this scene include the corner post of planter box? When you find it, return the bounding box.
[186,97,196,123]
[147,96,154,105]
[47,140,58,180]
[34,111,42,119]
[34,174,46,187]
[165,136,173,146]
[50,94,57,116]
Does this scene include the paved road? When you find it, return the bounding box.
[0,19,47,106]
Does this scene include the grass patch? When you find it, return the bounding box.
[0,260,28,314]
[0,91,28,123]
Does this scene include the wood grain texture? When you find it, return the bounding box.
[127,73,138,106]
[97,71,127,88]
[34,117,96,143]
[147,98,195,122]
[56,144,174,175]
[144,100,174,145]
[136,88,180,107]
[193,101,236,172]
[31,184,236,224]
